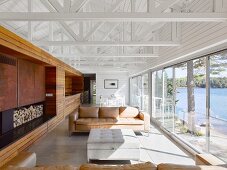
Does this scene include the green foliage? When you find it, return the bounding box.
[175,77,227,88]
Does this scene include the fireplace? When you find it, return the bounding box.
[0,102,44,135]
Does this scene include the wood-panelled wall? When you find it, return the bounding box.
[0,56,45,111]
[64,94,81,117]
[18,59,45,107]
[65,77,72,96]
[45,67,56,115]
[72,76,84,94]
[0,26,83,167]
[0,55,17,112]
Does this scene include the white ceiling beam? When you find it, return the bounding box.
[156,0,180,13]
[62,60,146,64]
[1,12,227,22]
[70,0,90,13]
[101,23,120,41]
[83,0,124,40]
[147,0,156,12]
[27,0,32,41]
[59,21,80,40]
[0,0,8,5]
[84,22,104,40]
[64,0,71,13]
[33,40,180,46]
[52,53,159,58]
[48,0,64,13]
[40,0,81,41]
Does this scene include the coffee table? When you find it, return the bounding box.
[87,129,140,162]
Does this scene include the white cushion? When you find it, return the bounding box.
[87,129,140,150]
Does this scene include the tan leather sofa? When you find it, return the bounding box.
[4,152,227,170]
[68,106,150,135]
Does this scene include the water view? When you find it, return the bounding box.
[176,88,227,123]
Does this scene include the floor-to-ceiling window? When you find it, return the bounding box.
[174,62,188,134]
[130,76,142,109]
[150,50,227,162]
[142,73,149,112]
[209,51,227,161]
[152,70,163,123]
[163,67,174,131]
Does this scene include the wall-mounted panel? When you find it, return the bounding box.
[18,59,35,107]
[34,65,45,102]
[0,55,17,112]
[72,76,84,94]
[45,67,56,115]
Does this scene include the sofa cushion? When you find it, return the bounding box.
[79,107,99,118]
[157,163,227,170]
[98,118,118,124]
[76,118,100,125]
[7,165,78,170]
[119,107,139,118]
[99,107,119,118]
[116,118,144,125]
[80,162,156,170]
[3,152,36,169]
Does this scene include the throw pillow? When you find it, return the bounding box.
[80,162,156,170]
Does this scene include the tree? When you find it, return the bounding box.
[187,60,196,133]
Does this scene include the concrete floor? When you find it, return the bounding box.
[29,119,195,166]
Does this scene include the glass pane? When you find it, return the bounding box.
[130,76,142,109]
[142,74,149,112]
[152,70,163,123]
[176,58,207,152]
[210,51,227,162]
[163,67,174,132]
[175,63,188,134]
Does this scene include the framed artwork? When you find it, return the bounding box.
[104,79,118,89]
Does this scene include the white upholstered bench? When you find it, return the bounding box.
[87,129,140,162]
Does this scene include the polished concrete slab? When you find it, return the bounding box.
[29,118,195,166]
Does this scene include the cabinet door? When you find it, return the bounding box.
[18,59,35,107]
[34,64,45,102]
[0,56,17,112]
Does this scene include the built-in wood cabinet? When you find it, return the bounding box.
[0,26,84,167]
[0,55,17,112]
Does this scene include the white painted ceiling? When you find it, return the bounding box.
[0,0,226,73]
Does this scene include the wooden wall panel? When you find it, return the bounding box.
[0,56,17,112]
[65,77,72,96]
[18,59,35,107]
[72,76,84,94]
[64,94,80,117]
[0,26,83,168]
[34,64,45,102]
[45,67,56,115]
[56,68,65,116]
[0,26,82,77]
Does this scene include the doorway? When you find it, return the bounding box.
[83,74,96,104]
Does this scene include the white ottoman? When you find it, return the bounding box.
[87,129,140,162]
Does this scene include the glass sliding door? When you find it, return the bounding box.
[142,73,149,112]
[130,76,142,109]
[150,50,227,162]
[163,67,175,132]
[176,58,207,152]
[209,51,227,162]
[174,63,188,134]
[152,70,163,123]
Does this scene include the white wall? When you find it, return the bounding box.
[96,72,129,105]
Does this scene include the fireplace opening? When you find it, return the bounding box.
[0,102,55,150]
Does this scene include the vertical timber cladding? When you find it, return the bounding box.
[45,67,56,115]
[18,59,45,107]
[56,67,65,118]
[0,55,17,112]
